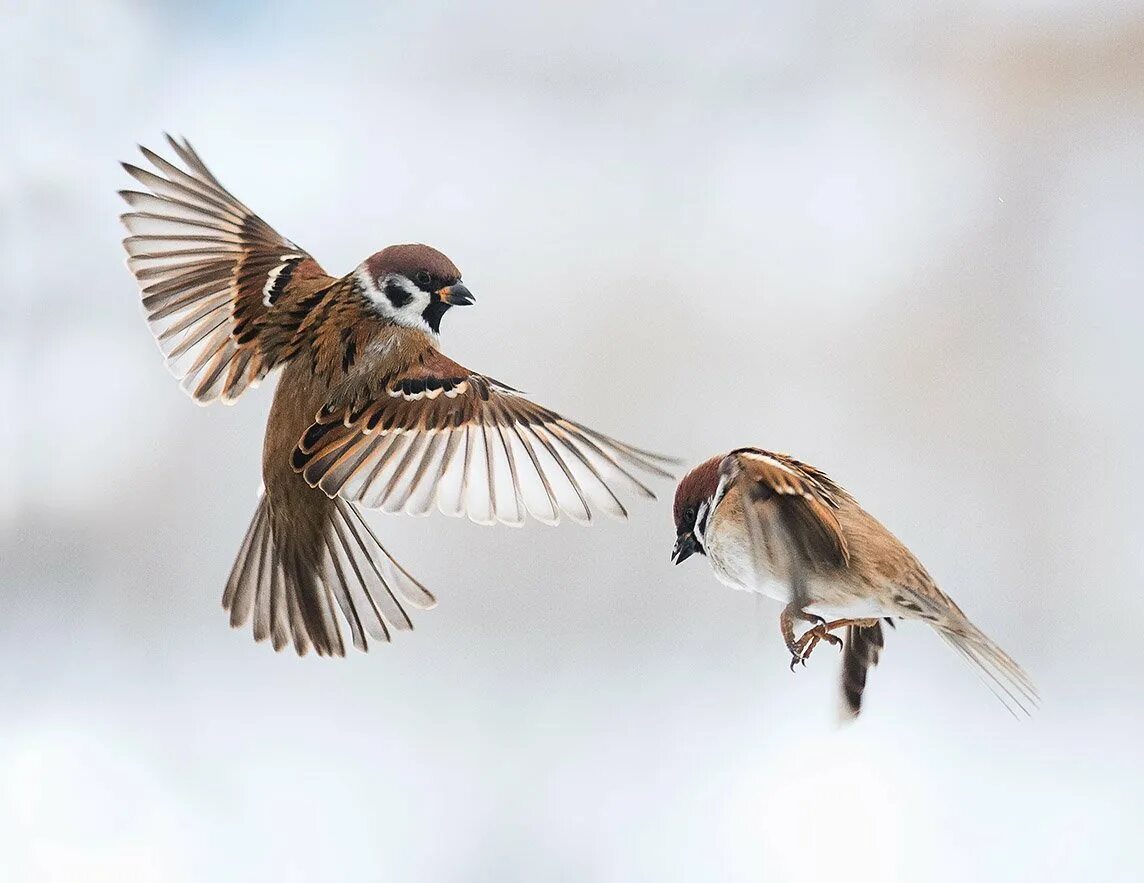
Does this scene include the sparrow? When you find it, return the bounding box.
[120,135,676,657]
[671,448,1038,717]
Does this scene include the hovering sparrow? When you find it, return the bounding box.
[120,135,675,656]
[671,448,1037,717]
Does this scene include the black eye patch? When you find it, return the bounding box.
[383,278,414,308]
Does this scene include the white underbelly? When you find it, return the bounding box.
[706,521,788,600]
[704,520,887,619]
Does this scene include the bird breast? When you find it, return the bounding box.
[704,497,793,603]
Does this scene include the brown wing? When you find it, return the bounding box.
[725,448,849,565]
[120,135,332,403]
[722,448,850,607]
[291,349,677,526]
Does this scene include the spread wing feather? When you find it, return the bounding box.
[120,135,330,403]
[292,353,677,526]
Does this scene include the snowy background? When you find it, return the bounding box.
[3,1,1143,880]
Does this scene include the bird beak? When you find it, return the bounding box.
[437,283,475,306]
[672,532,699,566]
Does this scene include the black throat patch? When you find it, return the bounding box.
[421,299,449,334]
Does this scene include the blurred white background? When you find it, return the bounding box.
[3,1,1143,880]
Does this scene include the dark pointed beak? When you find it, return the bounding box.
[437,283,475,306]
[672,532,699,566]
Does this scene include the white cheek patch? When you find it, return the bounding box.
[355,266,386,305]
[712,473,731,507]
[354,267,437,338]
[695,475,733,549]
[693,500,711,545]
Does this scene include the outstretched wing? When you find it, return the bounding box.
[721,448,850,606]
[120,135,331,403]
[291,349,677,526]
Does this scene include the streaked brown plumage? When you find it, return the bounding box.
[121,135,676,656]
[672,448,1037,717]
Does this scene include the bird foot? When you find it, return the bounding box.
[782,609,824,657]
[788,622,843,671]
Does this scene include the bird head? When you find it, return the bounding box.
[359,243,474,335]
[672,455,724,565]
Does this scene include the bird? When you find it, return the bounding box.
[119,135,676,657]
[671,448,1038,717]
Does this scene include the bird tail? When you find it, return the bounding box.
[840,620,886,719]
[934,619,1039,717]
[221,493,436,656]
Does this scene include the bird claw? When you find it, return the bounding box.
[781,615,881,671]
[789,622,844,669]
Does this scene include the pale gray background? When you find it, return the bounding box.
[2,1,1142,880]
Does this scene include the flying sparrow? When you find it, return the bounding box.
[120,135,675,657]
[671,448,1037,716]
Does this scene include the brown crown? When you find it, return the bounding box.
[365,244,461,283]
[673,454,724,529]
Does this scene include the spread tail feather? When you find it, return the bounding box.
[935,621,1039,717]
[222,494,436,656]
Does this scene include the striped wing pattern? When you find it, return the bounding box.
[293,365,677,527]
[119,135,325,403]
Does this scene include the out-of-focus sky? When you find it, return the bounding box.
[2,1,1143,880]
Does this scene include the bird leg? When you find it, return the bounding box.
[781,604,881,670]
[794,617,883,667]
[780,603,835,670]
[780,603,821,653]
[821,617,882,634]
